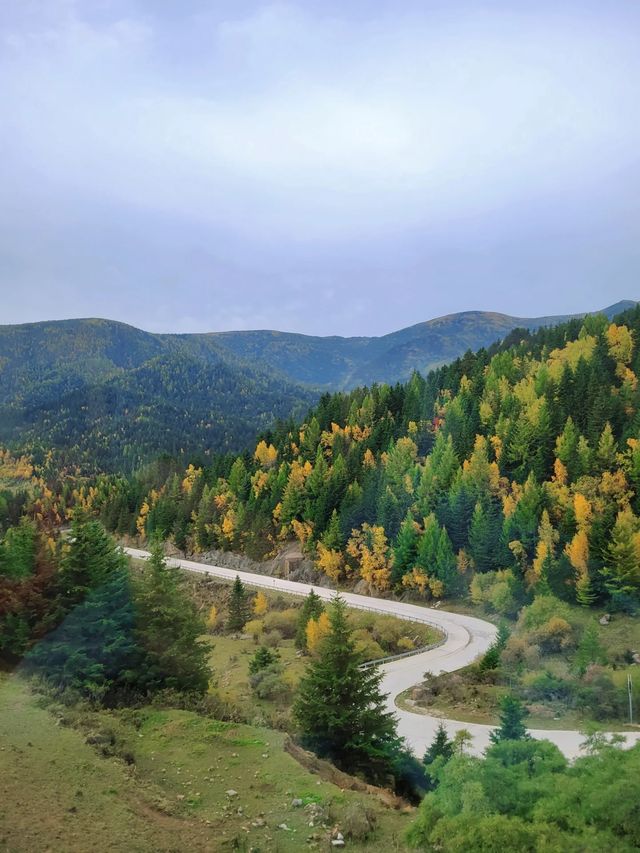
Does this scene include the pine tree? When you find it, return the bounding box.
[134,540,209,694]
[227,574,250,633]
[295,588,325,650]
[490,696,530,743]
[321,509,343,551]
[0,518,38,579]
[602,508,640,598]
[392,512,419,585]
[249,645,279,674]
[572,624,607,677]
[26,563,138,703]
[293,595,403,784]
[58,517,128,608]
[423,721,454,767]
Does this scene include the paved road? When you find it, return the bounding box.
[125,548,640,759]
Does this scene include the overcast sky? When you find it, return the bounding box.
[1,1,638,336]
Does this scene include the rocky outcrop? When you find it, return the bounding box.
[175,542,335,588]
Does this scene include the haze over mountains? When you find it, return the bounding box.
[0,300,634,471]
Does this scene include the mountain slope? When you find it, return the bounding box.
[0,301,633,471]
[209,301,636,388]
[0,322,315,471]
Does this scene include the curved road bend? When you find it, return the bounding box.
[125,548,640,759]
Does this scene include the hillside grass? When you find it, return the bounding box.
[0,674,412,852]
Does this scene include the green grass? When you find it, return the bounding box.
[0,674,412,852]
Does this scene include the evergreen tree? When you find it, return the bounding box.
[0,518,38,579]
[58,516,128,608]
[572,624,607,677]
[134,540,209,694]
[393,512,419,584]
[490,696,530,743]
[227,574,250,632]
[26,563,138,703]
[423,721,454,767]
[249,645,279,674]
[321,510,343,551]
[603,508,640,599]
[293,595,403,785]
[295,588,325,650]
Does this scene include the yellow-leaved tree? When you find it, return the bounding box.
[315,542,345,582]
[206,605,218,632]
[346,524,394,591]
[306,611,331,653]
[254,440,278,469]
[253,590,268,617]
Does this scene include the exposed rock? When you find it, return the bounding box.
[226,789,238,798]
[599,613,611,625]
[291,798,304,808]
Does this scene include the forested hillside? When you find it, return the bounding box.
[0,319,315,472]
[206,300,634,388]
[70,304,640,610]
[0,303,631,473]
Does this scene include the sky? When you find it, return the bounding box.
[0,1,638,337]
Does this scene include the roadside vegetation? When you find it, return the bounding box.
[404,594,640,730]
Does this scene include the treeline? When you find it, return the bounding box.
[71,305,640,611]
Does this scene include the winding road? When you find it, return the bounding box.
[125,548,640,759]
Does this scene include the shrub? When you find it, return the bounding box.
[574,666,626,721]
[517,596,573,632]
[470,570,519,616]
[262,608,298,639]
[249,646,279,674]
[530,617,574,653]
[244,619,264,640]
[351,628,385,662]
[262,629,283,648]
[342,802,376,841]
[520,671,573,703]
[249,664,289,701]
[502,637,541,669]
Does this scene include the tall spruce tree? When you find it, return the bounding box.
[293,594,403,785]
[58,516,128,608]
[134,540,209,695]
[227,574,250,632]
[490,696,530,744]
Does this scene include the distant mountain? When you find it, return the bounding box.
[0,301,633,471]
[209,300,636,388]
[0,319,315,471]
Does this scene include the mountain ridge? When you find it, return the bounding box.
[0,300,634,470]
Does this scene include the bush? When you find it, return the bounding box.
[502,637,541,669]
[517,596,573,631]
[244,619,264,640]
[574,666,626,721]
[262,609,298,639]
[530,617,574,653]
[470,570,520,616]
[249,646,279,674]
[249,664,289,701]
[342,803,376,841]
[262,629,283,648]
[351,628,385,662]
[520,671,573,703]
